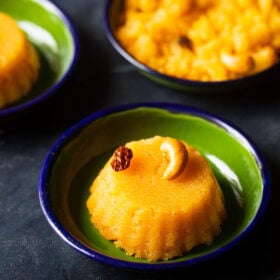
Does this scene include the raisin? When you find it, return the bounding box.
[178,36,192,50]
[111,146,133,171]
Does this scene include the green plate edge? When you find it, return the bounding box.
[49,107,263,263]
[0,0,75,104]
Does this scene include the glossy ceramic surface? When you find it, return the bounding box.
[104,0,279,92]
[0,0,78,118]
[39,103,270,271]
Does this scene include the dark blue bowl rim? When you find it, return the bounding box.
[0,0,79,119]
[38,102,270,271]
[103,0,279,89]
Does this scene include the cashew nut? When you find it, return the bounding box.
[251,46,277,72]
[220,52,254,74]
[160,137,188,180]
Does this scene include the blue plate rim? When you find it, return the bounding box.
[103,0,280,90]
[0,0,79,119]
[38,102,270,271]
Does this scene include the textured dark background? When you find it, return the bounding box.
[0,0,279,279]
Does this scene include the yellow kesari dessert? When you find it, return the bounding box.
[0,12,40,109]
[87,136,227,261]
[115,0,280,81]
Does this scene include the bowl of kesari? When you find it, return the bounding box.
[104,0,280,92]
[38,102,270,271]
[0,0,78,119]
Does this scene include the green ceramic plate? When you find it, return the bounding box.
[0,0,77,118]
[39,103,270,271]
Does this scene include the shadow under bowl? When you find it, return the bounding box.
[39,102,270,271]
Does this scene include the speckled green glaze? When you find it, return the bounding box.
[47,106,266,265]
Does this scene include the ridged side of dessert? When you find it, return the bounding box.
[87,136,227,261]
[0,12,40,109]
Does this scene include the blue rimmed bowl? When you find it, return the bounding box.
[104,0,279,93]
[0,0,78,119]
[38,103,270,271]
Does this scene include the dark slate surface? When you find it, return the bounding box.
[0,0,279,279]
